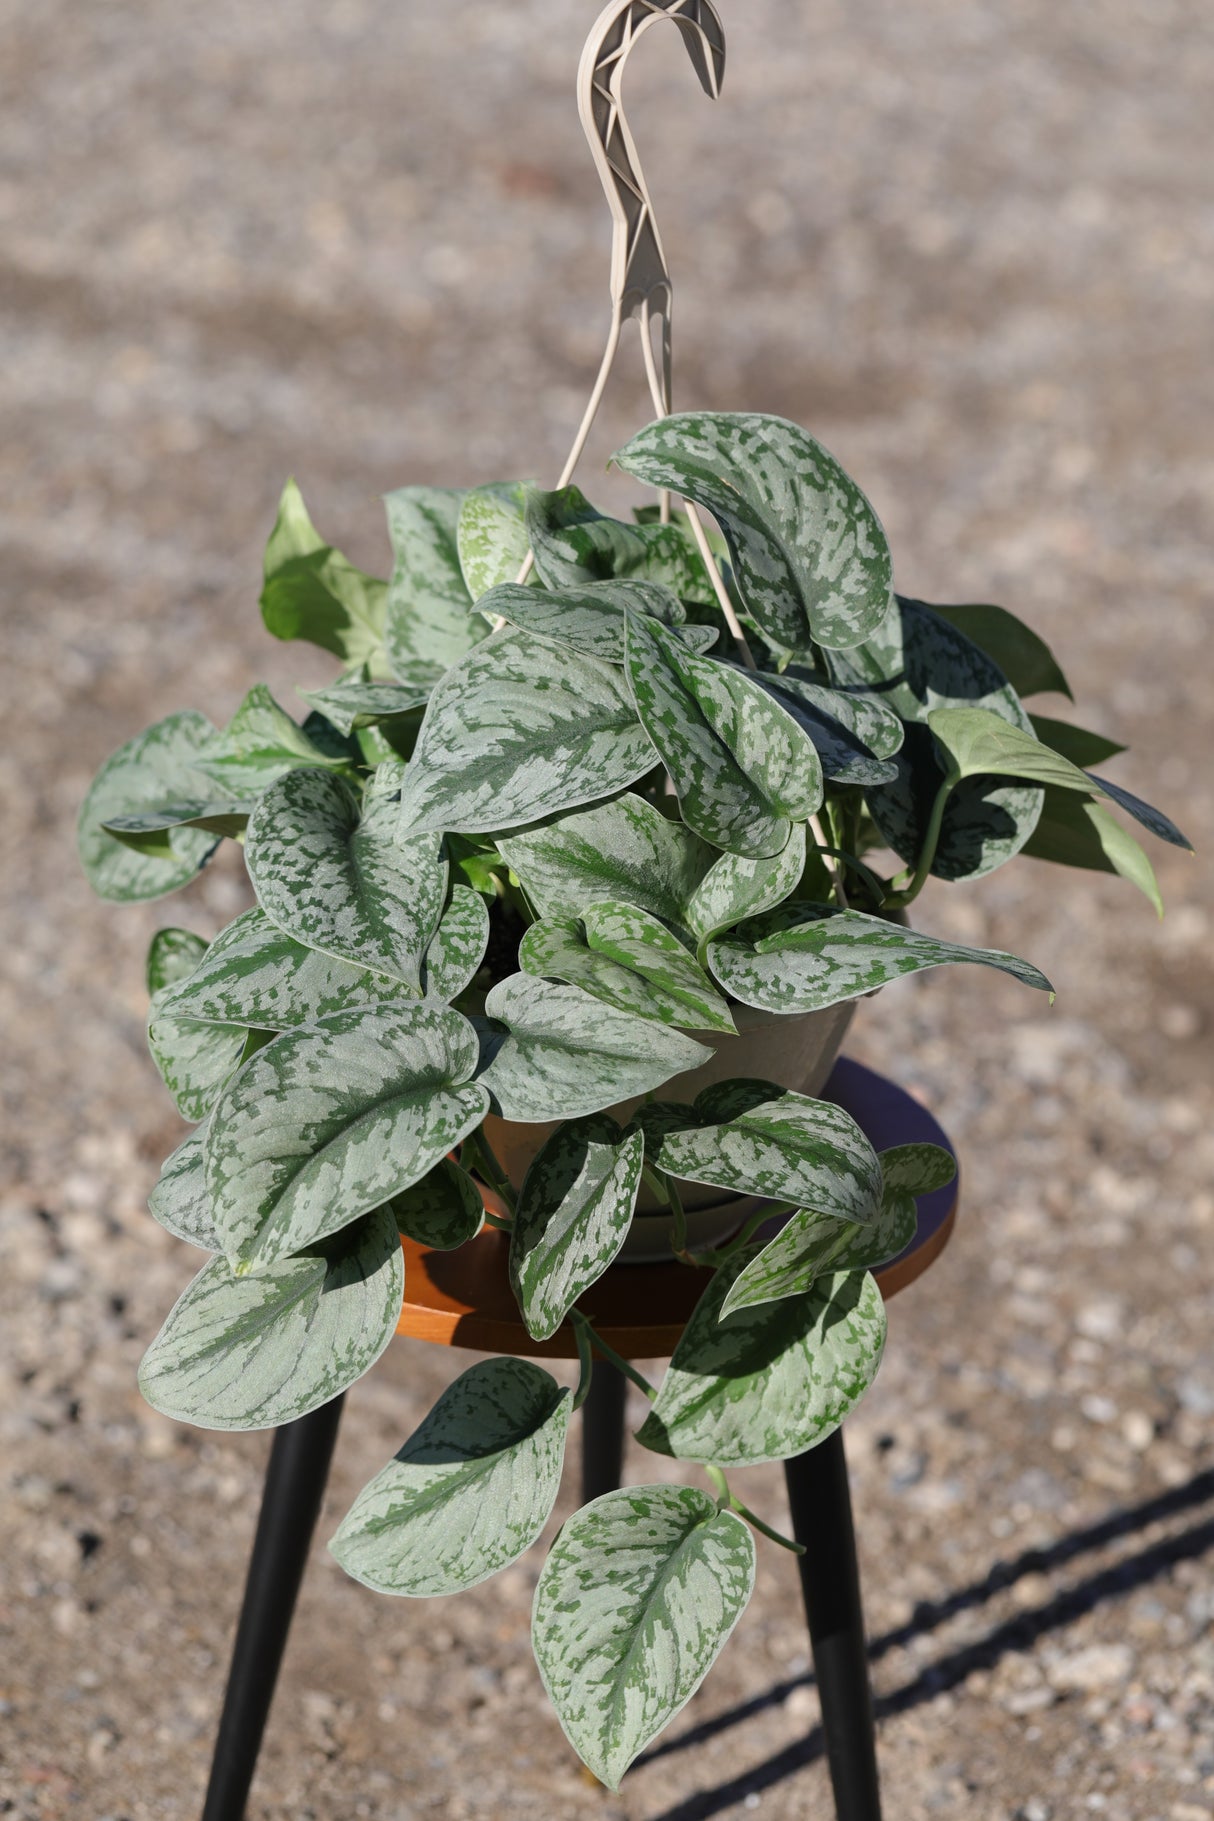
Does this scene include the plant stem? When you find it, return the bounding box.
[570,1311,657,1403]
[463,1129,518,1215]
[482,1210,513,1233]
[885,773,957,909]
[705,1463,805,1554]
[572,1318,595,1412]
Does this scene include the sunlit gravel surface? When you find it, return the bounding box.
[2,2,1212,1817]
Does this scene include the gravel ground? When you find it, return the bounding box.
[2,2,1212,1817]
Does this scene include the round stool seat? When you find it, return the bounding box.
[395,1057,958,1360]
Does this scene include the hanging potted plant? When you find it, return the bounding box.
[77,2,1189,1794]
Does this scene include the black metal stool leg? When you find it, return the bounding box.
[784,1425,882,1821]
[581,1360,627,1504]
[201,1393,346,1821]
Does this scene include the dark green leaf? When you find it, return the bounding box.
[260,480,389,670]
[388,1159,484,1250]
[1029,714,1126,768]
[928,603,1072,699]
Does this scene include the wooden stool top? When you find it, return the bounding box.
[395,1057,958,1361]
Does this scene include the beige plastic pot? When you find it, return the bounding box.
[483,998,856,1263]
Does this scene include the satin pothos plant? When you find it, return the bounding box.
[79,412,1188,1786]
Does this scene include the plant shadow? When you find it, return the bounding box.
[636,1465,1214,1821]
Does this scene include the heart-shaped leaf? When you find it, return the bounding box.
[457,483,533,600]
[330,1358,570,1596]
[708,903,1052,1013]
[526,485,716,602]
[148,1127,220,1250]
[477,976,710,1123]
[520,902,734,1034]
[397,627,657,836]
[260,480,389,670]
[421,886,490,1003]
[388,1159,484,1250]
[299,672,430,736]
[246,768,446,990]
[478,579,717,664]
[637,1258,887,1465]
[206,1004,488,1273]
[532,1485,755,1789]
[648,1082,882,1219]
[156,907,413,1030]
[384,486,487,686]
[146,928,208,995]
[615,413,893,652]
[195,686,347,794]
[927,603,1072,700]
[685,825,806,944]
[78,711,221,903]
[830,597,1043,881]
[139,1206,404,1431]
[1022,789,1162,914]
[510,1118,644,1339]
[625,614,823,858]
[498,795,714,929]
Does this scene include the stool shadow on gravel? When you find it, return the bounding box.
[639,1466,1214,1821]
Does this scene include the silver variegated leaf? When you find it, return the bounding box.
[637,1259,887,1465]
[719,1184,919,1317]
[498,794,714,929]
[625,614,823,858]
[649,1081,882,1221]
[383,485,486,686]
[388,1159,484,1250]
[510,1118,644,1340]
[421,886,490,1003]
[147,989,255,1123]
[707,903,1052,1013]
[206,1004,488,1273]
[329,1358,569,1596]
[195,685,346,794]
[78,711,221,903]
[685,825,806,944]
[532,1485,755,1790]
[146,928,208,995]
[477,579,716,663]
[829,597,1042,881]
[520,901,734,1034]
[615,413,893,652]
[526,485,716,602]
[397,627,656,836]
[138,1206,404,1431]
[148,1128,220,1250]
[260,480,388,670]
[246,767,446,990]
[1021,789,1162,914]
[457,483,532,601]
[156,908,411,1031]
[928,603,1072,700]
[477,976,710,1123]
[878,1142,958,1196]
[298,673,429,736]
